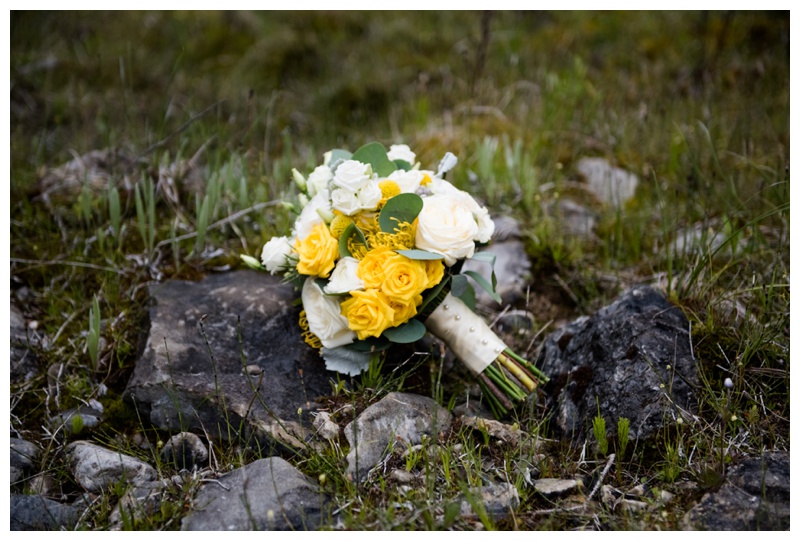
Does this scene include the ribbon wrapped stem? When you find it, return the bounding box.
[425,293,549,418]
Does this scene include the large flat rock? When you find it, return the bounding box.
[124,270,336,451]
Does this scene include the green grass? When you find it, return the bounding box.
[9,11,789,530]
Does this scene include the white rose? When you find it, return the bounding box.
[331,187,361,216]
[358,180,383,210]
[323,257,364,295]
[260,235,295,274]
[307,165,333,197]
[426,180,495,243]
[388,169,425,193]
[333,160,371,192]
[301,279,356,349]
[293,189,332,240]
[416,194,479,266]
[387,144,416,164]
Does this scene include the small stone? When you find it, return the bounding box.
[533,478,579,498]
[27,473,55,496]
[576,157,639,207]
[10,438,41,485]
[390,469,416,484]
[459,482,520,519]
[50,404,103,436]
[312,412,340,441]
[245,364,263,376]
[66,440,157,492]
[618,499,649,512]
[161,432,208,470]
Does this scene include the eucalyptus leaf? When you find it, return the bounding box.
[463,270,502,304]
[457,281,477,312]
[338,223,367,259]
[418,275,450,315]
[351,142,397,177]
[395,249,444,260]
[469,251,497,264]
[328,149,352,165]
[379,193,423,233]
[382,319,427,344]
[321,346,372,376]
[451,273,469,297]
[393,159,412,171]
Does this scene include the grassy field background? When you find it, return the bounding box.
[9,11,790,530]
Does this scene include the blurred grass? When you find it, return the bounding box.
[9,10,789,530]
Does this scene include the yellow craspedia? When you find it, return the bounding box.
[423,259,445,289]
[381,254,429,303]
[378,180,401,199]
[340,289,396,340]
[329,214,354,238]
[294,222,338,278]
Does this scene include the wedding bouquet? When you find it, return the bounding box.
[242,142,547,417]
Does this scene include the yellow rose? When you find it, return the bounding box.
[389,295,422,327]
[294,222,338,278]
[381,254,429,303]
[341,289,396,340]
[356,246,395,289]
[423,259,445,290]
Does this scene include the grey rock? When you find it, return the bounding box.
[550,198,598,237]
[682,452,790,530]
[66,440,157,492]
[182,457,329,531]
[538,285,698,443]
[576,157,639,207]
[125,270,336,452]
[10,437,41,485]
[161,432,209,470]
[534,478,580,498]
[9,494,81,531]
[459,482,520,519]
[344,392,452,482]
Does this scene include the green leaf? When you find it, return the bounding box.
[351,142,397,177]
[418,275,450,315]
[395,249,444,260]
[328,149,353,167]
[379,193,423,233]
[383,319,427,344]
[469,251,496,264]
[338,223,367,259]
[393,159,412,171]
[458,282,477,311]
[463,270,502,304]
[451,274,469,297]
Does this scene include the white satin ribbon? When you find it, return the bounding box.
[426,293,507,375]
